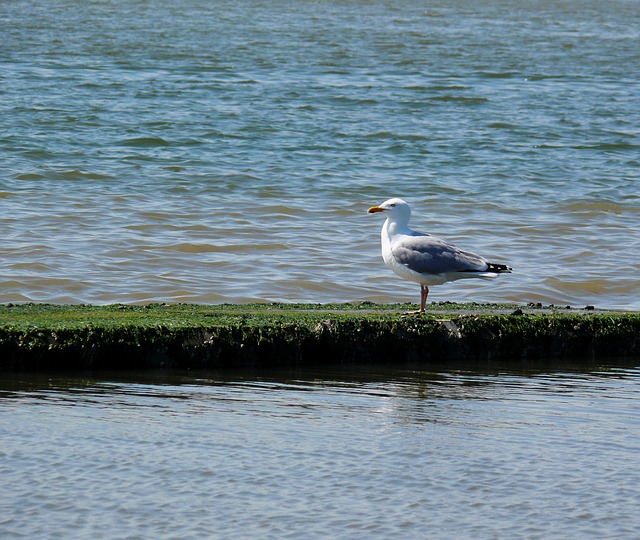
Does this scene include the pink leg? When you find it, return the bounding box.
[420,285,429,313]
[405,285,429,315]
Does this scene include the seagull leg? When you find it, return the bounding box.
[420,285,429,312]
[404,285,429,315]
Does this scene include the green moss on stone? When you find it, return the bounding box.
[0,303,638,371]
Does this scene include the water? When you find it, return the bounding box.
[1,0,639,308]
[1,366,639,539]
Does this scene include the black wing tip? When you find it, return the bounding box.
[487,263,513,273]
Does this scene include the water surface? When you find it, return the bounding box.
[1,0,639,308]
[1,366,640,539]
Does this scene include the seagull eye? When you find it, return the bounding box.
[390,203,396,207]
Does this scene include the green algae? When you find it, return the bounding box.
[0,303,638,371]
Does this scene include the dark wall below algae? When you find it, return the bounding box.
[0,303,639,371]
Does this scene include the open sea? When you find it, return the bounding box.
[2,2,640,539]
[1,0,639,309]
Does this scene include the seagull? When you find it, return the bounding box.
[368,198,512,313]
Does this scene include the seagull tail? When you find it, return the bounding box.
[487,262,513,273]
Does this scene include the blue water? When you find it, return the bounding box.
[1,0,639,309]
[1,366,640,539]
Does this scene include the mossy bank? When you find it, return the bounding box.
[1,303,639,371]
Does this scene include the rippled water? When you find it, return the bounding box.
[1,366,639,539]
[1,0,639,308]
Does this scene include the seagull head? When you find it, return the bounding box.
[367,198,411,223]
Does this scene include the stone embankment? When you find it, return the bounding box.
[1,303,638,371]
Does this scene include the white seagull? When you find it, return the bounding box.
[368,198,512,313]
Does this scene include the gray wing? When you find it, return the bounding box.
[392,235,488,275]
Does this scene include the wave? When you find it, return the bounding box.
[117,137,170,148]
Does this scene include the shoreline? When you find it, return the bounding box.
[1,303,639,372]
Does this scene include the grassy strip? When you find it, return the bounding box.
[0,303,638,371]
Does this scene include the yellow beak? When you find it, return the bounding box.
[368,206,384,213]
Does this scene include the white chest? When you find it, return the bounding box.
[380,222,425,285]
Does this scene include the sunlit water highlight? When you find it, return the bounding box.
[1,0,639,309]
[1,366,640,539]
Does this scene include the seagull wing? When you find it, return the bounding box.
[392,235,489,275]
